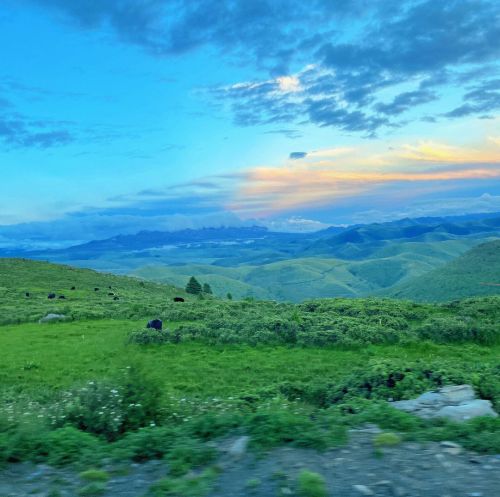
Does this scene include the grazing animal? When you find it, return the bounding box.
[25,292,30,297]
[94,287,99,291]
[58,295,66,299]
[47,293,56,299]
[113,296,119,301]
[147,319,162,331]
[173,297,185,302]
[108,292,114,296]
[70,286,76,290]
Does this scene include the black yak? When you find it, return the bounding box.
[147,319,163,331]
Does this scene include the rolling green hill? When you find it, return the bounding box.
[0,258,189,325]
[132,237,495,301]
[386,240,500,302]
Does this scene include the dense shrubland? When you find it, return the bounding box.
[127,296,500,347]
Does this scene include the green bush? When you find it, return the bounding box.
[165,438,216,476]
[416,316,499,344]
[373,432,402,447]
[45,427,104,467]
[52,366,163,440]
[112,426,178,461]
[297,470,327,497]
[128,328,170,345]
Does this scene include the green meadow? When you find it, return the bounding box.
[1,259,499,490]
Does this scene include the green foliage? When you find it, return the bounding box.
[185,276,202,295]
[148,467,218,497]
[389,240,500,302]
[77,482,107,496]
[51,366,163,441]
[0,258,189,325]
[202,283,213,294]
[165,438,216,476]
[45,427,105,467]
[111,426,178,461]
[416,316,499,345]
[79,469,110,482]
[128,328,170,345]
[245,408,346,451]
[373,432,402,447]
[297,470,327,497]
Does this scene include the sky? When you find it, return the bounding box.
[0,0,499,245]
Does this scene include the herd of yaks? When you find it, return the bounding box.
[23,287,186,304]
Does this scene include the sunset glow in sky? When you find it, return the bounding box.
[0,0,499,241]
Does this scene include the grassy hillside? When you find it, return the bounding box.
[132,237,490,301]
[0,257,499,488]
[387,240,500,302]
[0,258,189,325]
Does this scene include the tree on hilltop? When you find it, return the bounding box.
[203,283,213,294]
[186,276,202,295]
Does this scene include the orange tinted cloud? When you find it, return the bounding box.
[227,139,500,216]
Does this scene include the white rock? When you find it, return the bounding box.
[38,313,66,323]
[436,399,498,421]
[227,436,250,458]
[439,385,476,404]
[353,484,375,495]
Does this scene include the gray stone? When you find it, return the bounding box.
[353,484,375,495]
[416,391,444,405]
[436,399,498,421]
[227,436,250,458]
[440,441,463,455]
[390,385,498,422]
[38,313,66,323]
[439,385,475,404]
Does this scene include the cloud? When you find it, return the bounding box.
[19,0,371,72]
[289,151,307,160]
[445,78,500,118]
[0,115,74,148]
[203,0,499,133]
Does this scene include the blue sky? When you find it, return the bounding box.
[0,0,499,244]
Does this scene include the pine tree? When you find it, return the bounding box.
[186,276,202,295]
[227,292,233,300]
[203,283,213,294]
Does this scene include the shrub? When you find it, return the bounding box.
[373,432,402,447]
[45,427,104,467]
[165,438,216,476]
[52,366,163,440]
[297,470,327,497]
[79,469,110,482]
[149,467,218,497]
[128,328,170,345]
[112,426,178,462]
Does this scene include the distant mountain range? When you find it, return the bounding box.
[1,212,499,302]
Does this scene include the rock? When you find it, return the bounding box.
[439,385,476,404]
[440,441,463,455]
[39,313,66,323]
[390,384,498,422]
[227,436,250,458]
[281,488,293,495]
[436,400,498,421]
[353,484,374,495]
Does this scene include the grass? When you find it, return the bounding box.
[297,470,327,497]
[1,258,499,472]
[1,319,499,398]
